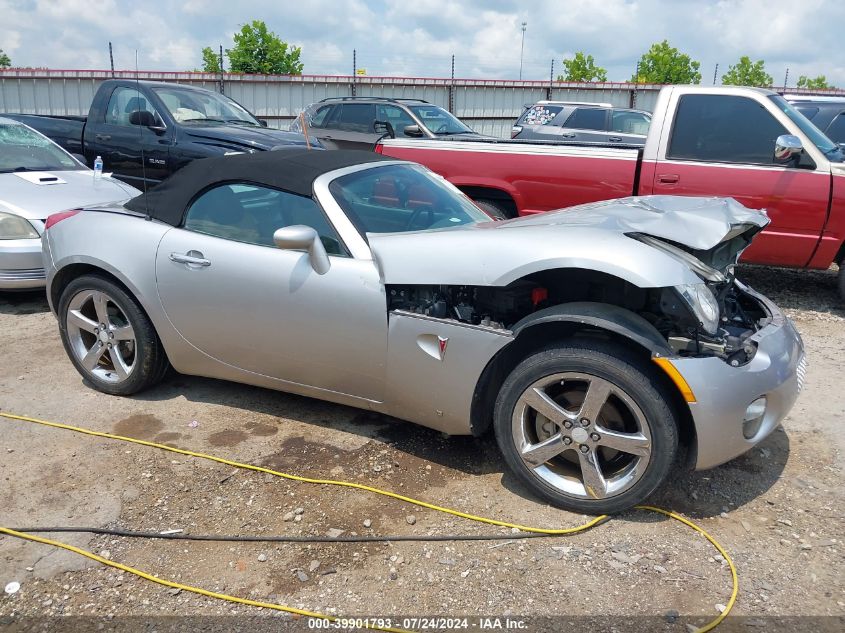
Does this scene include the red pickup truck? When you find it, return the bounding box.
[377,86,845,296]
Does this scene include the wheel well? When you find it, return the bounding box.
[51,265,161,336]
[457,186,518,218]
[835,241,845,265]
[469,321,696,466]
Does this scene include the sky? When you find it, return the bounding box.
[1,0,843,87]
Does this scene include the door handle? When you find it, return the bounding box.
[657,174,680,184]
[608,136,622,142]
[95,134,111,142]
[561,133,576,138]
[170,251,211,267]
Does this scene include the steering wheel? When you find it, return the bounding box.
[406,206,435,231]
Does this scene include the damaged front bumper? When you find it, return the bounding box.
[665,285,805,470]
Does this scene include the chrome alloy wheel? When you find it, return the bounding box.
[511,372,652,500]
[66,289,136,383]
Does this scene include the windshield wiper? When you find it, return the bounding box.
[181,117,225,124]
[224,119,259,127]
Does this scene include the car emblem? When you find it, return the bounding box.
[438,336,449,360]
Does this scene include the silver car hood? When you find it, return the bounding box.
[369,195,768,288]
[0,170,139,220]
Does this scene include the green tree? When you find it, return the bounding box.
[200,46,222,73]
[797,75,832,90]
[227,20,303,75]
[0,49,10,68]
[721,56,772,87]
[558,52,607,82]
[631,40,701,84]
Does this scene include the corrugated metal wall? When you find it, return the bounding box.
[2,70,843,138]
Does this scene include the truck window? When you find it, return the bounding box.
[105,87,161,127]
[826,113,845,143]
[793,106,819,121]
[309,105,334,128]
[668,94,787,165]
[564,108,607,131]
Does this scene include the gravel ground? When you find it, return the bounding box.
[0,265,843,633]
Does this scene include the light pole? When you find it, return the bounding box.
[519,21,527,80]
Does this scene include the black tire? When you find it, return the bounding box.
[58,274,169,396]
[493,340,678,514]
[475,200,510,221]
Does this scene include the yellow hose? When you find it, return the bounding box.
[0,411,737,631]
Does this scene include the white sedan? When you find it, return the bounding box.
[0,117,139,290]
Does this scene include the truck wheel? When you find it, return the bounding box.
[58,275,169,396]
[493,341,678,514]
[475,200,510,221]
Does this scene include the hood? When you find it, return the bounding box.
[181,124,318,150]
[513,195,769,273]
[368,195,768,288]
[0,170,140,220]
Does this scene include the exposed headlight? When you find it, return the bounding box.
[0,212,39,240]
[675,283,720,335]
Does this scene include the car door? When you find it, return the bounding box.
[650,93,831,267]
[317,103,382,150]
[154,182,387,400]
[559,107,610,143]
[87,85,172,189]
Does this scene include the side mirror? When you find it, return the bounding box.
[273,225,331,275]
[258,119,269,127]
[774,134,803,164]
[403,124,424,138]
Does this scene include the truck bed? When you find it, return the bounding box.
[378,137,643,214]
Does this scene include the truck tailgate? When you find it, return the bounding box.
[378,138,641,215]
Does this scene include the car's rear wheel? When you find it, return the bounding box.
[58,275,168,396]
[494,341,678,514]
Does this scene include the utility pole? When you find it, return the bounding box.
[519,22,527,80]
[108,42,115,77]
[449,54,455,113]
[548,59,554,99]
[783,68,789,91]
[713,63,718,85]
[352,49,357,96]
[218,45,225,94]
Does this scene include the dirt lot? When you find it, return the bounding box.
[1,265,843,632]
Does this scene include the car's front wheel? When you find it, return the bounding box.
[58,274,168,396]
[494,341,678,514]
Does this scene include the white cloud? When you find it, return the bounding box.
[0,0,842,86]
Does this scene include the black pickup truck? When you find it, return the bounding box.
[6,79,315,189]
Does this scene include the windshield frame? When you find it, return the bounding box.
[314,162,489,257]
[152,86,260,126]
[408,105,474,135]
[768,94,840,159]
[0,121,84,173]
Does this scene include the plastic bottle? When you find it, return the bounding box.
[93,156,103,180]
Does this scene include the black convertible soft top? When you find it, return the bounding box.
[125,148,395,226]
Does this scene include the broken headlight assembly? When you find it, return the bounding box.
[674,283,720,336]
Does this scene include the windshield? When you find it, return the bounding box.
[329,164,490,234]
[152,87,259,125]
[768,95,842,161]
[408,105,474,135]
[0,122,81,173]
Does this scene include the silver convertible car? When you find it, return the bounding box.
[42,150,805,514]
